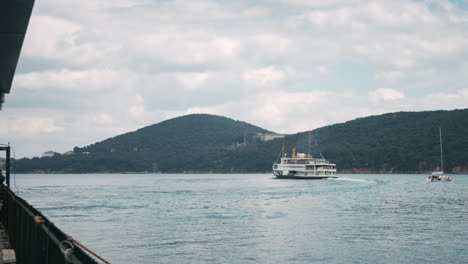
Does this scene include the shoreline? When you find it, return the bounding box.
[13,171,468,175]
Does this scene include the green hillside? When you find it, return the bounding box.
[13,109,468,173]
[278,109,468,173]
[14,114,271,173]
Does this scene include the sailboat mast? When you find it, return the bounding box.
[439,127,443,173]
[308,132,311,158]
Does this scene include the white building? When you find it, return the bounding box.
[255,133,288,141]
[43,151,58,157]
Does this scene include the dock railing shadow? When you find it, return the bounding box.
[0,184,101,264]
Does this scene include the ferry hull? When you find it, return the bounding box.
[273,170,337,179]
[275,175,337,179]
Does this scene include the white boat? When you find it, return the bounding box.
[273,133,337,179]
[427,171,452,182]
[427,128,452,182]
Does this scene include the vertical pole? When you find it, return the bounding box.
[6,145,10,187]
[439,127,443,173]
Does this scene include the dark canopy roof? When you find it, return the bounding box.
[0,0,35,109]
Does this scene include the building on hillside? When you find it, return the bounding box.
[255,133,288,141]
[63,151,74,156]
[43,151,59,157]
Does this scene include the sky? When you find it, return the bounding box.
[1,0,468,158]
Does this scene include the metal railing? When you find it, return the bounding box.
[1,184,100,264]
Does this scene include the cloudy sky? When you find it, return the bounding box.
[1,0,468,158]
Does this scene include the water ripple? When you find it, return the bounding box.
[14,173,468,264]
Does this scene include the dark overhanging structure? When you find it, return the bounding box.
[0,2,108,260]
[0,2,107,263]
[0,0,35,110]
[0,0,36,182]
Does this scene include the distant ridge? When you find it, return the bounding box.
[14,114,272,173]
[14,109,468,173]
[287,109,468,173]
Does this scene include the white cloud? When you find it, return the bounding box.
[459,88,468,97]
[175,72,213,90]
[420,88,468,110]
[15,69,122,92]
[92,113,113,125]
[251,34,291,55]
[0,117,64,136]
[249,90,359,132]
[317,66,329,75]
[368,88,406,103]
[23,15,120,65]
[376,71,402,82]
[3,0,468,157]
[133,29,240,66]
[128,94,145,117]
[166,90,361,134]
[243,66,296,87]
[276,0,361,8]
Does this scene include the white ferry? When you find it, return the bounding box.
[273,147,337,179]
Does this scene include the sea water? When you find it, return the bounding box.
[13,174,468,263]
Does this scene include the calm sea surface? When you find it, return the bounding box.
[13,174,468,264]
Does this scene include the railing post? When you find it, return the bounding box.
[5,145,10,187]
[1,185,102,264]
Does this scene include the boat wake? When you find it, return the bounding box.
[329,177,376,183]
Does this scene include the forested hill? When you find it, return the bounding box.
[287,109,468,173]
[14,114,272,173]
[13,109,468,173]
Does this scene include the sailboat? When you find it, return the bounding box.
[427,128,452,182]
